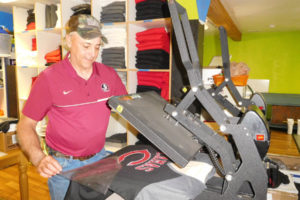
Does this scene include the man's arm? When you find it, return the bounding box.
[17,115,62,178]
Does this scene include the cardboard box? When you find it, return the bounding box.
[0,131,19,152]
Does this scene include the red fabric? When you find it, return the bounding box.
[136,28,170,53]
[26,22,35,30]
[32,38,36,51]
[136,27,167,37]
[136,34,169,43]
[45,48,62,63]
[137,71,169,100]
[136,43,169,53]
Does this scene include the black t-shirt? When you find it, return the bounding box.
[65,145,212,200]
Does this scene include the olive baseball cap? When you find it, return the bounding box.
[65,14,107,42]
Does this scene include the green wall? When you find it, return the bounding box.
[203,31,300,94]
[177,0,199,19]
[179,1,300,93]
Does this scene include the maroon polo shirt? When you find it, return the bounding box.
[23,55,127,156]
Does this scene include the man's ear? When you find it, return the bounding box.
[65,34,72,49]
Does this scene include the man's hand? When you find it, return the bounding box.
[36,155,62,178]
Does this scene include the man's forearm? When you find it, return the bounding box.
[17,119,46,166]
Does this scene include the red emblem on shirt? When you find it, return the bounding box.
[118,149,168,172]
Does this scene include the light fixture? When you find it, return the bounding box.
[269,24,276,28]
[0,0,17,3]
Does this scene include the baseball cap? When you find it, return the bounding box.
[65,14,107,42]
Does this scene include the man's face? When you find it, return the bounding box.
[67,32,101,70]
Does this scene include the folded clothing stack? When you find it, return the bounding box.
[135,0,170,21]
[26,9,35,30]
[102,47,125,69]
[100,1,126,23]
[137,71,169,100]
[44,47,62,66]
[135,27,170,69]
[101,27,126,69]
[45,4,58,28]
[71,4,91,16]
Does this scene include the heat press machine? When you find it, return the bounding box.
[207,26,267,117]
[108,0,270,199]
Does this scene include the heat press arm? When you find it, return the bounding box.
[208,27,267,116]
[166,1,268,199]
[109,0,268,199]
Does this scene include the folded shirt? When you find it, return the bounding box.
[136,43,170,53]
[72,9,91,16]
[136,27,167,37]
[137,71,169,100]
[44,48,61,63]
[137,85,161,95]
[26,22,35,31]
[71,4,90,12]
[102,47,125,54]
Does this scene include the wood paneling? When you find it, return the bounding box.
[207,0,242,41]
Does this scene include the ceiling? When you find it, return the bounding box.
[1,0,300,33]
[220,0,300,33]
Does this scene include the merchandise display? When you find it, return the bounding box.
[137,71,169,100]
[135,0,170,20]
[135,27,170,70]
[100,1,126,23]
[26,9,35,30]
[71,3,91,16]
[45,4,58,28]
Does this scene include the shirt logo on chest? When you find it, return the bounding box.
[63,90,72,95]
[101,83,110,92]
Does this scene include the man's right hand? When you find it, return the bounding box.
[36,155,62,178]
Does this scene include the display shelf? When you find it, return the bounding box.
[127,18,172,70]
[36,30,62,66]
[35,2,61,30]
[13,0,174,146]
[16,67,38,102]
[92,0,127,23]
[12,6,33,33]
[0,57,8,117]
[61,0,91,29]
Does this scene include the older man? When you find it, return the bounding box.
[17,14,127,199]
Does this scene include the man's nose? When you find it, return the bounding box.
[87,47,97,58]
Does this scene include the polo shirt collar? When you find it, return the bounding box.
[63,52,101,81]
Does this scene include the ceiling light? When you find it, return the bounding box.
[0,0,17,3]
[269,24,276,28]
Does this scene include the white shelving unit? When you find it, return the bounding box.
[13,0,173,146]
[13,1,61,111]
[0,54,9,117]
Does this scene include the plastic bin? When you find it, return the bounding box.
[213,74,249,86]
[0,33,12,55]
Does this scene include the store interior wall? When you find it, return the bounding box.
[179,1,300,94]
[203,31,300,94]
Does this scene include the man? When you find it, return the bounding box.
[17,14,127,199]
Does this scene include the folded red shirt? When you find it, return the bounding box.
[136,34,169,43]
[26,22,35,31]
[45,48,61,63]
[137,72,169,100]
[136,43,169,53]
[136,27,167,37]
